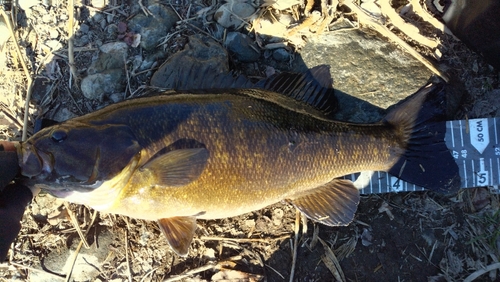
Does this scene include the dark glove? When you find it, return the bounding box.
[0,183,33,261]
[0,142,33,261]
[0,149,18,189]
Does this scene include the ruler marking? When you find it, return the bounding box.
[498,158,500,186]
[387,173,390,192]
[378,171,381,194]
[490,158,493,186]
[449,120,455,147]
[459,120,464,147]
[370,173,373,194]
[495,118,498,144]
[463,160,468,187]
[472,160,475,186]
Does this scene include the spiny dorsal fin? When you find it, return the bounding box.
[256,65,338,115]
[157,216,197,256]
[142,148,209,187]
[288,179,360,226]
[158,64,338,116]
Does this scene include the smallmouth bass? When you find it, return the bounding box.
[17,67,460,256]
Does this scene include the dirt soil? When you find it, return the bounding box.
[1,1,500,281]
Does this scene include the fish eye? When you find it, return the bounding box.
[51,130,67,142]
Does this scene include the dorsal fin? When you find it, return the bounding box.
[150,63,338,116]
[255,65,338,115]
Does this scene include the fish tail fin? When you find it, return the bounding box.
[385,82,460,193]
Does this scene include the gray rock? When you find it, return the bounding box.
[88,41,128,75]
[73,35,89,47]
[471,89,500,118]
[80,69,125,100]
[214,3,256,29]
[105,24,118,41]
[293,28,433,122]
[38,229,115,282]
[225,32,260,63]
[151,34,229,88]
[79,23,90,34]
[52,107,77,122]
[128,4,179,51]
[272,48,290,62]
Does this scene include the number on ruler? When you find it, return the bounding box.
[390,176,403,192]
[477,172,488,185]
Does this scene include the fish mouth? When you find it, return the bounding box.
[19,142,53,179]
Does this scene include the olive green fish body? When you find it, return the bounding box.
[18,68,460,256]
[51,91,400,220]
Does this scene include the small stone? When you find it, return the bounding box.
[272,208,284,226]
[244,219,255,229]
[109,93,124,103]
[44,40,63,51]
[105,24,118,40]
[87,42,128,74]
[107,13,114,23]
[361,228,373,246]
[272,48,289,61]
[73,35,89,47]
[49,29,59,39]
[92,12,104,24]
[52,107,77,122]
[128,4,179,51]
[203,248,216,260]
[224,32,260,63]
[80,69,126,100]
[79,23,90,34]
[215,3,256,29]
[42,14,52,24]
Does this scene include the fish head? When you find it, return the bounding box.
[19,121,141,191]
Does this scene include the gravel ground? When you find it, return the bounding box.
[0,1,499,281]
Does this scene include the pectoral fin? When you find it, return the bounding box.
[157,216,197,256]
[288,179,360,226]
[143,148,209,186]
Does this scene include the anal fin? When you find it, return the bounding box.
[288,179,360,226]
[157,216,197,256]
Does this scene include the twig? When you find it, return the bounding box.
[408,0,448,33]
[63,202,90,249]
[65,240,84,282]
[266,264,285,279]
[9,261,65,280]
[64,209,98,282]
[378,0,438,49]
[318,237,345,282]
[139,0,153,16]
[0,9,33,141]
[164,263,215,282]
[289,209,300,282]
[464,262,500,282]
[67,0,78,88]
[200,234,291,243]
[343,1,449,82]
[125,230,132,282]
